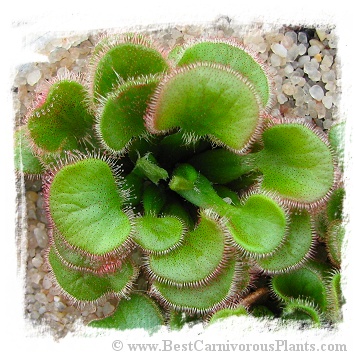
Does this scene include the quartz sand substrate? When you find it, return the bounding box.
[13,19,340,339]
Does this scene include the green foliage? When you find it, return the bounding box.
[169,164,288,256]
[150,255,241,314]
[88,293,164,333]
[89,33,169,103]
[146,210,230,286]
[207,305,249,325]
[145,62,263,153]
[328,121,345,171]
[171,39,272,108]
[253,122,335,206]
[271,262,329,312]
[271,261,343,325]
[47,157,133,256]
[96,75,160,154]
[254,211,314,273]
[133,215,185,254]
[47,245,138,303]
[15,31,344,332]
[14,126,43,177]
[27,78,95,155]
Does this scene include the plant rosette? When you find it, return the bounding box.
[15,32,344,332]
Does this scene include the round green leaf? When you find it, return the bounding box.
[271,263,328,312]
[133,215,185,254]
[207,306,248,325]
[255,123,335,206]
[225,193,288,256]
[150,255,238,314]
[281,297,322,326]
[147,211,229,285]
[255,211,313,273]
[175,39,272,107]
[145,63,262,153]
[96,76,159,154]
[47,246,137,303]
[48,157,132,256]
[51,227,127,273]
[91,34,168,101]
[27,79,94,154]
[51,227,98,270]
[89,293,164,332]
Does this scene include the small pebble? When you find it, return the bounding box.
[26,69,41,86]
[325,81,337,92]
[281,34,294,49]
[48,48,68,63]
[322,70,336,83]
[270,53,282,67]
[39,306,47,315]
[26,191,38,202]
[35,292,48,304]
[309,39,324,50]
[286,44,299,61]
[316,28,327,42]
[323,119,333,129]
[309,85,324,101]
[298,32,308,44]
[102,302,115,316]
[42,274,53,290]
[285,31,297,45]
[32,254,43,269]
[317,104,326,119]
[277,93,288,104]
[284,64,294,75]
[322,95,333,109]
[321,54,333,68]
[297,43,307,56]
[55,301,67,312]
[308,101,318,118]
[304,63,321,81]
[298,55,310,67]
[271,43,287,58]
[314,53,323,62]
[34,227,49,248]
[30,311,40,320]
[282,83,295,96]
[328,34,337,48]
[30,272,42,285]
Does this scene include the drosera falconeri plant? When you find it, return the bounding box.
[15,31,345,332]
